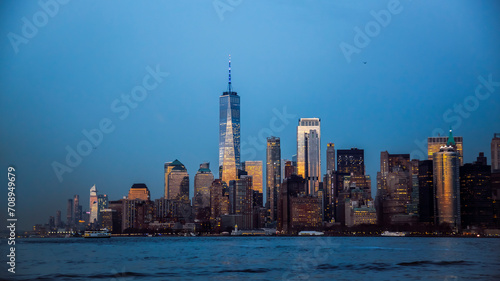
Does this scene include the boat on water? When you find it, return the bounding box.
[83,229,111,238]
[381,231,405,237]
[298,231,324,236]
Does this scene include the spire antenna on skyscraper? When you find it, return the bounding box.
[228,54,232,93]
[447,127,456,146]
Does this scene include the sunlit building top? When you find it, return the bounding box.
[128,183,151,201]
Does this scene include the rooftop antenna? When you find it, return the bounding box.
[228,54,232,93]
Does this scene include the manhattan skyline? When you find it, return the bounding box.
[1,1,499,231]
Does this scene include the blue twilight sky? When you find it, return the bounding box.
[1,0,499,230]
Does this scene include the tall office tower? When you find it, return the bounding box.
[193,163,215,216]
[376,151,413,225]
[460,153,493,228]
[326,143,335,174]
[108,200,124,232]
[266,137,281,221]
[122,199,154,232]
[66,199,73,227]
[284,160,295,179]
[100,209,119,233]
[89,185,98,224]
[277,175,307,234]
[428,129,463,165]
[165,160,190,201]
[73,195,81,225]
[219,55,241,184]
[210,179,230,231]
[98,194,108,210]
[297,118,321,196]
[433,133,461,231]
[164,161,173,197]
[492,133,500,172]
[49,216,55,229]
[418,160,434,223]
[97,194,108,225]
[228,176,254,229]
[337,148,364,175]
[243,161,263,193]
[128,183,151,200]
[407,159,420,216]
[55,210,61,228]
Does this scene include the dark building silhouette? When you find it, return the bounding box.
[66,199,73,227]
[278,175,320,234]
[376,151,414,225]
[284,160,295,179]
[460,153,493,228]
[491,172,500,227]
[210,179,229,232]
[337,148,364,175]
[100,209,120,233]
[108,200,124,233]
[418,160,434,223]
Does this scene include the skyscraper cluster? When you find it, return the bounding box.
[35,58,500,236]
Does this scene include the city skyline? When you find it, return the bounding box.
[1,1,499,231]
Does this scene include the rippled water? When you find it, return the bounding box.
[2,237,499,280]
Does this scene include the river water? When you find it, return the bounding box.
[1,236,499,280]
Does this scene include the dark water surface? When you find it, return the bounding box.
[1,236,499,280]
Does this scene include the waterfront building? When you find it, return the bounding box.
[376,151,416,225]
[100,209,119,233]
[278,175,320,234]
[418,160,434,223]
[460,152,493,228]
[122,199,153,232]
[228,176,254,229]
[108,200,124,233]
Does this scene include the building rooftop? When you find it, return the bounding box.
[130,183,148,189]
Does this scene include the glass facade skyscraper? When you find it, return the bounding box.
[297,118,321,196]
[266,136,281,221]
[243,161,263,193]
[219,55,240,184]
[433,134,461,231]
